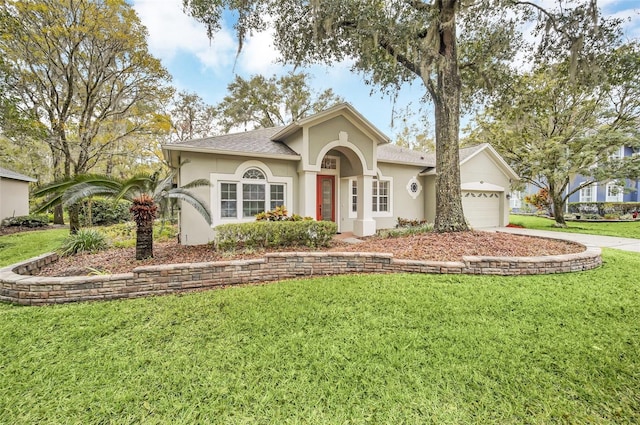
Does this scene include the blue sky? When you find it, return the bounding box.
[131,0,640,138]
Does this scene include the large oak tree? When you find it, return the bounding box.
[183,0,600,232]
[0,0,171,230]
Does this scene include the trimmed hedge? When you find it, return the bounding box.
[215,220,338,251]
[568,202,640,217]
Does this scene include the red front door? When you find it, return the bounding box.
[316,175,335,221]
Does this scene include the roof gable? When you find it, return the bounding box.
[459,143,519,181]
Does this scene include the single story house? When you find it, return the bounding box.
[0,166,37,221]
[163,103,519,245]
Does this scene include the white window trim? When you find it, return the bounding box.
[348,178,357,219]
[605,182,624,202]
[210,160,293,226]
[372,171,393,218]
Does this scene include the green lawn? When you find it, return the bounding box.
[1,249,638,424]
[510,214,640,239]
[0,228,68,267]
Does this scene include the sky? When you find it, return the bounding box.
[130,0,640,138]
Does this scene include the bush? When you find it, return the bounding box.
[568,202,640,217]
[1,214,49,228]
[215,220,337,251]
[380,222,434,238]
[78,199,131,226]
[59,229,109,256]
[396,217,428,228]
[255,206,312,222]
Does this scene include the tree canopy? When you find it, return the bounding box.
[215,72,343,132]
[183,0,605,232]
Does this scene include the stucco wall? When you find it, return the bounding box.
[376,162,425,230]
[308,116,376,170]
[0,178,30,220]
[178,152,298,245]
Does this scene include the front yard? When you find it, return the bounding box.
[510,214,640,239]
[1,249,639,423]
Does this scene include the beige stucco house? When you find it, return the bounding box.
[163,103,519,245]
[0,166,36,221]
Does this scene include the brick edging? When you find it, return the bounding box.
[0,245,602,305]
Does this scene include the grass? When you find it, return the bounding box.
[510,214,640,239]
[0,249,639,423]
[0,228,68,267]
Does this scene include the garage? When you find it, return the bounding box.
[460,182,505,228]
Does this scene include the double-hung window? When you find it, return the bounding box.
[579,184,595,202]
[372,177,389,213]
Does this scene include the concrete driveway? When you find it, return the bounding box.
[494,227,640,253]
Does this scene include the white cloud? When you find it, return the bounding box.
[132,0,236,72]
[237,26,281,74]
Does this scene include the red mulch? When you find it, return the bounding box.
[34,231,584,277]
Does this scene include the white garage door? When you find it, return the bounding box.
[462,191,501,228]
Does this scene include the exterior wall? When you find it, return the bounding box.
[0,178,30,220]
[376,162,424,230]
[460,152,513,226]
[178,151,298,245]
[308,116,376,171]
[424,175,436,223]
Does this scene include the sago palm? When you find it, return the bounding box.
[34,168,211,260]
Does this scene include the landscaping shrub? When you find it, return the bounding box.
[380,222,434,238]
[59,228,109,256]
[215,220,337,251]
[255,206,312,222]
[1,214,49,228]
[79,199,131,226]
[396,217,428,228]
[568,202,640,218]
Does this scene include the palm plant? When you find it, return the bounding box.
[34,168,211,260]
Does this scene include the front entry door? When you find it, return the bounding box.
[316,175,335,221]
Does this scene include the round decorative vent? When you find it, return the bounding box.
[406,177,422,199]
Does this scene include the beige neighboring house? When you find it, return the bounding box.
[0,166,37,221]
[163,103,519,245]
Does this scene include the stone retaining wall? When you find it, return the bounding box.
[0,246,602,306]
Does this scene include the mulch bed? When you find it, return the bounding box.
[34,231,584,277]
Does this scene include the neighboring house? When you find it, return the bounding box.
[0,166,37,221]
[568,146,640,204]
[163,103,519,245]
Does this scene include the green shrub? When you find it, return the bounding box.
[396,217,428,228]
[380,222,434,238]
[215,220,337,251]
[255,206,313,222]
[78,199,131,226]
[59,228,109,256]
[568,202,640,217]
[1,214,49,228]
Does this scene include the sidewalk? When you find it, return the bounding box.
[494,227,640,253]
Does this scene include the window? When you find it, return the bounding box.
[351,180,357,213]
[372,178,389,212]
[579,184,594,202]
[220,183,237,218]
[321,156,337,170]
[270,184,285,210]
[218,167,288,220]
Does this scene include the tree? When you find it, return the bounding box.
[183,0,602,232]
[0,0,171,229]
[216,72,342,132]
[469,44,640,226]
[167,91,217,142]
[33,168,211,260]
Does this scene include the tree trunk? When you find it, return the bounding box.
[68,203,80,234]
[551,194,567,227]
[136,219,154,260]
[432,1,468,233]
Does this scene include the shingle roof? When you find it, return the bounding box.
[165,126,299,157]
[377,144,435,166]
[0,166,37,182]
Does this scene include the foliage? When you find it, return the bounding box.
[254,205,312,222]
[1,250,640,423]
[0,0,171,187]
[165,91,217,142]
[568,202,640,217]
[129,194,158,227]
[379,222,434,239]
[396,217,429,228]
[78,199,131,227]
[1,214,49,228]
[509,214,640,239]
[524,188,552,212]
[215,220,337,251]
[215,72,342,132]
[0,228,68,267]
[59,229,109,256]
